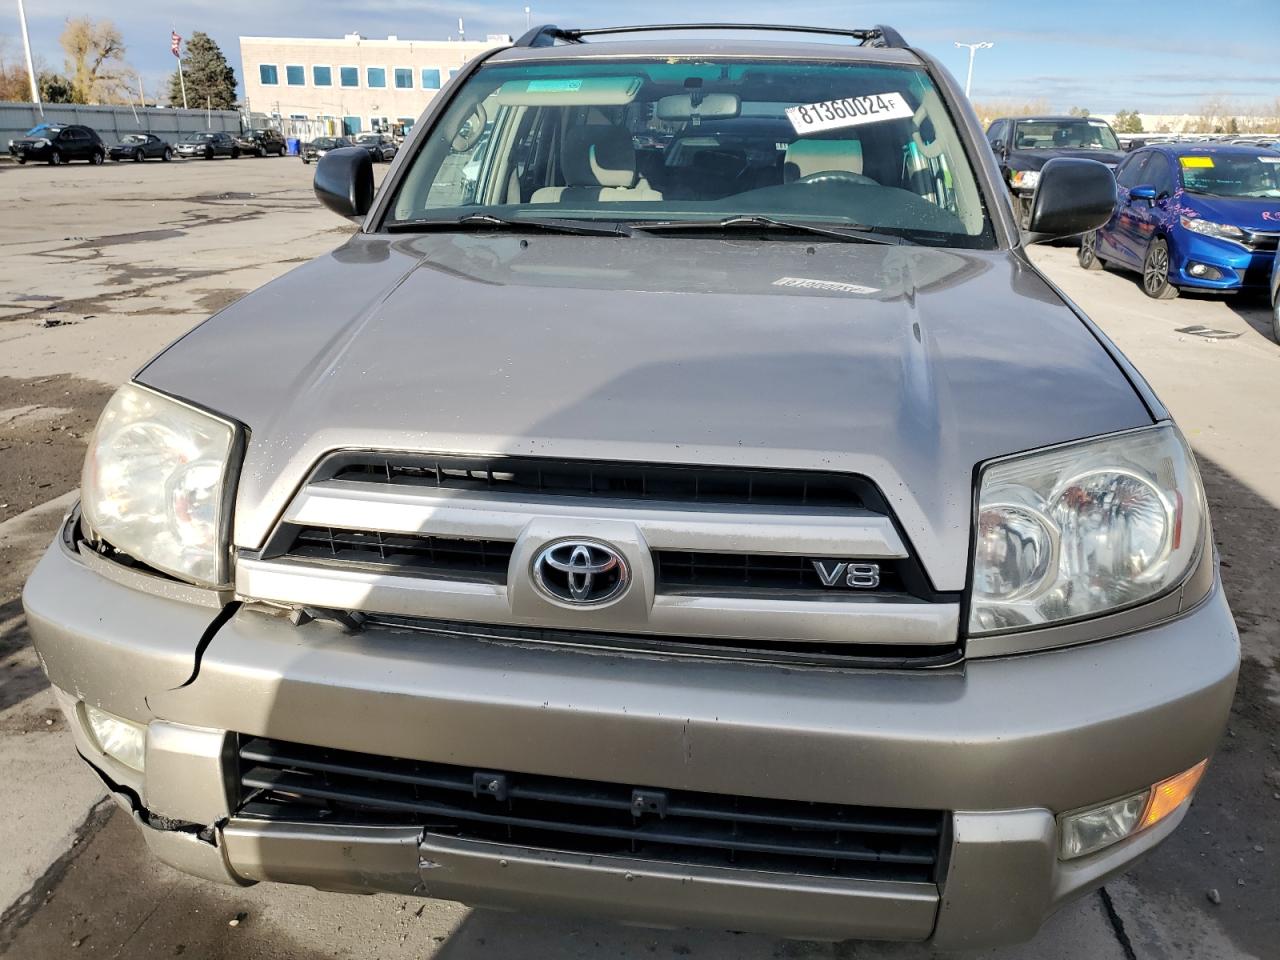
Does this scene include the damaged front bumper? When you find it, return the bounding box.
[24,514,1239,948]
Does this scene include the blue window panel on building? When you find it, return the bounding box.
[394,68,413,89]
[259,64,278,85]
[285,65,305,86]
[313,66,332,86]
[421,68,441,89]
[367,67,386,88]
[343,116,361,135]
[340,67,359,87]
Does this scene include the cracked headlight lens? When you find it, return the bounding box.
[81,383,238,587]
[969,424,1206,635]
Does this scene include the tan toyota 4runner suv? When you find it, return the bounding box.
[24,22,1237,949]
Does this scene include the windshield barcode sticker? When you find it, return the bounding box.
[785,93,913,136]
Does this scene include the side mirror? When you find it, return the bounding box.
[1129,185,1157,203]
[314,147,374,222]
[1024,157,1117,244]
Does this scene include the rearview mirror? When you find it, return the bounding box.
[1129,185,1157,203]
[314,147,374,222]
[1024,157,1117,244]
[655,93,741,122]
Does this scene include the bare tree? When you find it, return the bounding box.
[969,99,1051,128]
[60,16,131,104]
[0,37,34,101]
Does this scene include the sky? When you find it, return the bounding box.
[2,0,1278,115]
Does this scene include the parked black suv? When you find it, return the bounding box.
[8,123,106,165]
[987,115,1124,226]
[237,128,287,157]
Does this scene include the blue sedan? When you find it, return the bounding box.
[1078,143,1280,299]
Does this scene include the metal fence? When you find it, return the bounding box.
[0,101,242,152]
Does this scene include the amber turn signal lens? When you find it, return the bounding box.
[1140,759,1207,830]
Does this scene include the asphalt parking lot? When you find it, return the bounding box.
[0,157,1276,960]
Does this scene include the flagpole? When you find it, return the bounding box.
[173,28,189,109]
[18,0,43,116]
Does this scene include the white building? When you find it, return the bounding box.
[239,32,510,138]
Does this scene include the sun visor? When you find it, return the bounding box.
[492,77,643,106]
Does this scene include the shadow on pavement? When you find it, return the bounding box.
[1115,452,1280,960]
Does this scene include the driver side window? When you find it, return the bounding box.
[1115,153,1150,189]
[1145,155,1176,197]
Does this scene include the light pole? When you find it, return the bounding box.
[954,41,994,98]
[17,0,43,116]
[526,7,532,30]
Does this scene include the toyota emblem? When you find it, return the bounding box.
[532,540,629,606]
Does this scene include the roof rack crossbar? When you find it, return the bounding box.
[513,22,908,49]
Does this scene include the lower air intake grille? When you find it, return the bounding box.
[237,737,945,883]
[279,525,513,582]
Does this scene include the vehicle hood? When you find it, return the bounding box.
[138,234,1153,589]
[1008,148,1124,170]
[12,136,51,145]
[1179,192,1280,230]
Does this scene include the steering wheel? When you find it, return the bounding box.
[796,170,878,186]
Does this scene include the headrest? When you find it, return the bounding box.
[562,126,637,188]
[783,139,863,181]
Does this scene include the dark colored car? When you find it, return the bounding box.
[109,133,173,163]
[8,123,105,165]
[238,128,287,157]
[301,136,353,164]
[987,116,1125,226]
[1079,143,1280,299]
[353,133,397,162]
[175,131,240,160]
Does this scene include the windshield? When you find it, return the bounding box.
[1179,154,1280,199]
[385,57,994,246]
[25,124,60,137]
[356,135,379,144]
[1012,119,1119,151]
[121,135,147,144]
[184,134,215,142]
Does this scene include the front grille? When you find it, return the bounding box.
[237,737,945,883]
[1244,230,1280,251]
[364,616,963,668]
[319,454,882,510]
[279,525,513,583]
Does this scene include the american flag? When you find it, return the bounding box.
[171,31,181,57]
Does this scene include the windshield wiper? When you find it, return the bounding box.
[631,215,910,245]
[386,213,631,237]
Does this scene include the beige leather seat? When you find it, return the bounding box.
[782,139,866,182]
[531,126,662,203]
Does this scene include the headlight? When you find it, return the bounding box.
[81,383,239,587]
[1009,169,1040,190]
[970,424,1206,635]
[1179,216,1245,243]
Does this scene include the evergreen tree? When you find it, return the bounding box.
[38,72,75,103]
[168,32,237,110]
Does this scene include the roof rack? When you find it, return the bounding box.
[514,23,908,50]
